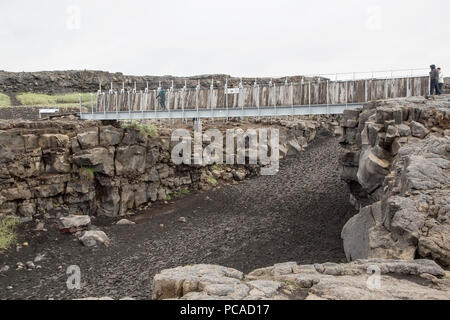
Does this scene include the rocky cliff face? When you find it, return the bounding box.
[338,95,450,267]
[0,117,321,220]
[0,70,311,95]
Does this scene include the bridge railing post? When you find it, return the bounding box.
[225,78,229,122]
[274,81,277,118]
[196,81,200,121]
[154,89,157,119]
[79,93,82,117]
[345,81,348,110]
[239,79,244,120]
[384,77,388,99]
[128,91,131,119]
[365,80,368,102]
[290,81,294,117]
[308,80,311,114]
[210,78,214,122]
[90,93,94,115]
[115,91,119,120]
[326,80,329,114]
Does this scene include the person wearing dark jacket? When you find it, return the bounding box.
[156,84,167,110]
[430,64,441,95]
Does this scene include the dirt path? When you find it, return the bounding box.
[0,131,357,300]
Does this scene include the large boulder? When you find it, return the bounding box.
[77,128,99,149]
[100,126,123,146]
[341,206,377,261]
[356,148,390,193]
[152,264,244,300]
[73,147,115,176]
[115,145,146,176]
[38,134,70,151]
[78,230,110,247]
[58,215,91,233]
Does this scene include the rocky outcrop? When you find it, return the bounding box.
[0,70,315,95]
[152,260,450,300]
[0,117,321,220]
[339,95,450,266]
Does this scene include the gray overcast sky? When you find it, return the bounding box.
[0,0,448,77]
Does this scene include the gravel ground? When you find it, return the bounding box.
[0,131,357,300]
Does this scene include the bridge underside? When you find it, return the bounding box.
[80,103,363,120]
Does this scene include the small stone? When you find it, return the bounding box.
[23,242,29,247]
[410,121,429,139]
[0,265,10,273]
[26,261,35,270]
[16,262,25,270]
[58,215,91,233]
[35,222,45,231]
[159,224,164,228]
[177,217,187,223]
[116,219,135,225]
[7,286,13,290]
[34,254,45,263]
[78,230,110,247]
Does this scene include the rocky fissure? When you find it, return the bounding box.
[1,95,449,300]
[0,117,324,221]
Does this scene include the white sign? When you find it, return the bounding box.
[39,109,59,114]
[225,88,240,94]
[39,109,59,118]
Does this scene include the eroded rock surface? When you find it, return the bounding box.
[339,95,450,266]
[152,260,450,300]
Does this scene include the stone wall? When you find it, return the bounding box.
[0,117,321,220]
[338,95,450,267]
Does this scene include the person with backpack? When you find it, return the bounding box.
[156,84,167,110]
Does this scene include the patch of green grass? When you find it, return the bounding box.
[172,189,191,199]
[79,167,96,180]
[207,176,218,185]
[180,189,190,195]
[284,280,302,291]
[0,217,20,252]
[121,121,158,138]
[16,93,94,106]
[211,164,221,171]
[0,93,11,107]
[166,195,173,201]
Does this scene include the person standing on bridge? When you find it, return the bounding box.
[156,84,167,110]
[437,68,444,94]
[429,65,441,95]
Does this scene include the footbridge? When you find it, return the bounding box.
[79,68,430,120]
